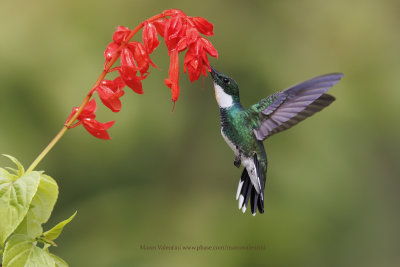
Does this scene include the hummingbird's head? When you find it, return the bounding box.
[210,66,240,108]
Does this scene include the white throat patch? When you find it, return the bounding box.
[214,83,233,108]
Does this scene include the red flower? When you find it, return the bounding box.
[164,50,180,103]
[103,26,133,67]
[120,47,138,75]
[66,99,115,140]
[175,27,199,52]
[104,42,120,67]
[118,67,146,95]
[199,37,218,58]
[78,98,97,120]
[152,19,166,37]
[189,17,214,36]
[184,37,218,82]
[96,77,126,112]
[128,42,157,75]
[113,26,132,43]
[115,46,152,94]
[142,22,160,54]
[81,119,115,140]
[164,14,187,53]
[119,46,141,93]
[185,27,200,46]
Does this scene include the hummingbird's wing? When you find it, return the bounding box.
[246,73,343,141]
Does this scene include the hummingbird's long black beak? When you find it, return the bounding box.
[210,65,218,82]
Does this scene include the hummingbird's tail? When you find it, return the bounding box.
[236,168,264,215]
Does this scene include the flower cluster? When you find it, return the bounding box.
[159,9,218,103]
[66,9,218,139]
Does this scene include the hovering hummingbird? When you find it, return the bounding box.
[210,67,343,216]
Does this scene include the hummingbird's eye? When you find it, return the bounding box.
[222,78,230,85]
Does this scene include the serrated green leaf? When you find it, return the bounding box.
[2,234,55,267]
[2,155,24,177]
[49,253,68,267]
[0,171,41,246]
[43,212,77,241]
[15,174,59,238]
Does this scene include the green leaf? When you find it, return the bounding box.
[15,174,59,238]
[0,168,13,181]
[43,212,77,241]
[0,167,10,175]
[2,234,55,267]
[2,155,24,177]
[0,171,41,246]
[49,253,68,267]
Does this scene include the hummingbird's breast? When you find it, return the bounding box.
[219,106,261,158]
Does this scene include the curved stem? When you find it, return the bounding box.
[26,13,167,173]
[26,126,68,173]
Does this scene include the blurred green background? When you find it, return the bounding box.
[1,0,399,266]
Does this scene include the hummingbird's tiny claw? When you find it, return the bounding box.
[234,155,241,168]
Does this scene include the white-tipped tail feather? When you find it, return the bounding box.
[238,195,244,209]
[236,180,244,200]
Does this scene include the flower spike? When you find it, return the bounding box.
[71,10,218,139]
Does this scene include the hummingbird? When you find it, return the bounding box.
[210,66,343,216]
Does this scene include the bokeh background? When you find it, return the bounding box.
[1,0,399,266]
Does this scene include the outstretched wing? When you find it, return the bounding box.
[246,73,343,141]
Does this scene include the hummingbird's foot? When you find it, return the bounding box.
[234,155,241,168]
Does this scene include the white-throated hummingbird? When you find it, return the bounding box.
[210,66,343,215]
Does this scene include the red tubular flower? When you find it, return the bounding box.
[103,26,132,67]
[152,19,166,37]
[120,47,138,76]
[113,26,132,43]
[118,47,144,94]
[199,37,218,58]
[104,42,120,67]
[184,43,202,82]
[164,15,186,53]
[184,37,218,82]
[81,119,115,140]
[189,17,214,36]
[164,50,180,103]
[96,77,126,112]
[185,28,200,46]
[66,99,115,139]
[128,42,157,75]
[118,67,145,95]
[78,99,97,119]
[117,45,153,94]
[65,98,97,124]
[142,22,160,54]
[175,27,199,53]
